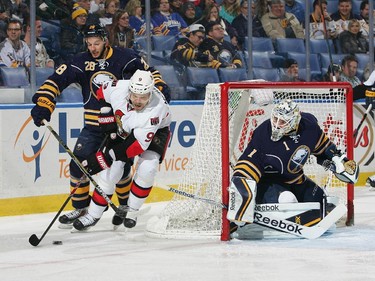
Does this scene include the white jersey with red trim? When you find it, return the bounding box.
[101,80,171,152]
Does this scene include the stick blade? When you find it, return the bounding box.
[29,234,40,247]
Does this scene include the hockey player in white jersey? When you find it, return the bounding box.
[74,70,171,230]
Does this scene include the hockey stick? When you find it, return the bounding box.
[155,183,345,239]
[353,104,372,138]
[43,121,127,218]
[29,180,81,246]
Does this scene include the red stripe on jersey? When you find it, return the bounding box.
[96,86,104,100]
[126,141,144,158]
[130,182,152,198]
[92,190,112,206]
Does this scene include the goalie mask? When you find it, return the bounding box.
[271,99,301,142]
[128,70,154,111]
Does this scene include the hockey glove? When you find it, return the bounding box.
[328,155,359,184]
[82,150,113,175]
[30,96,56,127]
[98,106,117,140]
[155,81,171,103]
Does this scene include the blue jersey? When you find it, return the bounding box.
[33,47,164,131]
[233,112,337,185]
[151,12,187,35]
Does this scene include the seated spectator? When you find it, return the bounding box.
[339,19,369,54]
[280,58,304,82]
[90,0,105,13]
[75,0,101,24]
[127,0,149,36]
[0,19,30,67]
[261,0,304,39]
[97,0,120,26]
[152,0,188,36]
[232,0,267,50]
[181,1,198,26]
[106,9,134,48]
[359,0,369,23]
[23,17,55,68]
[309,0,336,39]
[196,0,217,19]
[322,63,342,82]
[10,0,29,22]
[0,0,13,41]
[198,3,238,48]
[340,54,361,87]
[169,0,183,14]
[199,21,242,68]
[171,24,216,67]
[219,0,240,24]
[60,5,88,62]
[284,0,305,26]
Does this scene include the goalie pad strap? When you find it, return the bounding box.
[227,176,257,224]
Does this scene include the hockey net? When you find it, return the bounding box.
[146,81,354,240]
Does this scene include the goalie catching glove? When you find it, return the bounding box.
[325,154,359,184]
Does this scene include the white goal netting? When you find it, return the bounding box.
[146,82,353,240]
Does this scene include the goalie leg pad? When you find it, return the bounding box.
[227,176,257,224]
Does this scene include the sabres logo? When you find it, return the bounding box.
[288,146,310,173]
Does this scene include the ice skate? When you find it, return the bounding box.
[58,207,88,228]
[124,207,139,228]
[73,213,100,231]
[112,205,127,230]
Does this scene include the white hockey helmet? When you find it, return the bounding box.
[129,70,154,96]
[270,99,301,142]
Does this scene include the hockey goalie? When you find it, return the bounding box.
[227,99,359,237]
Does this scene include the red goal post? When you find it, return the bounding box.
[146,81,354,241]
[220,81,354,240]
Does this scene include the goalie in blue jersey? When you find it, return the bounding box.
[227,99,359,225]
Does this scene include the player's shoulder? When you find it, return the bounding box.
[300,112,319,126]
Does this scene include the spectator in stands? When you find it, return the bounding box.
[196,0,216,19]
[90,0,105,13]
[309,0,336,39]
[199,21,242,68]
[60,5,88,62]
[198,3,238,48]
[0,0,13,41]
[261,0,304,40]
[181,1,198,25]
[106,9,134,48]
[232,0,267,50]
[35,0,73,21]
[10,0,29,22]
[127,0,148,36]
[359,0,369,22]
[151,0,188,36]
[284,0,304,26]
[0,19,30,67]
[169,0,183,14]
[280,58,304,82]
[219,0,240,24]
[97,0,120,26]
[75,0,101,24]
[338,18,369,54]
[322,63,342,82]
[23,17,55,68]
[171,23,216,67]
[331,0,362,21]
[340,54,361,87]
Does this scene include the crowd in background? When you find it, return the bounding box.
[0,0,374,100]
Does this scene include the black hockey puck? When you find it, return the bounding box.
[52,240,63,245]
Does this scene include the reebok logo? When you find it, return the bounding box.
[255,205,279,212]
[254,212,303,235]
[229,191,236,210]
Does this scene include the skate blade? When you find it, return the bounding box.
[58,223,73,229]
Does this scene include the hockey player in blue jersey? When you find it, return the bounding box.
[30,24,171,228]
[227,99,359,225]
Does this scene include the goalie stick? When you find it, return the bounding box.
[353,104,372,138]
[43,121,127,218]
[155,183,346,239]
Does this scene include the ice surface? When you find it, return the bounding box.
[0,187,374,281]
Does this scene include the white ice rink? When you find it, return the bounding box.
[1,187,374,281]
